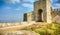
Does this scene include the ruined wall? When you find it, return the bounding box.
[27,12,34,22]
[52,11,60,23]
[24,12,34,22]
[24,13,27,21]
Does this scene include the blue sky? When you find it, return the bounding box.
[0,0,60,22]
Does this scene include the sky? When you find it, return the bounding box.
[0,0,60,22]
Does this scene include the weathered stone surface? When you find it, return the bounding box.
[52,11,60,23]
[24,12,34,22]
[34,0,52,23]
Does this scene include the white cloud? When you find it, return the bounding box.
[50,0,58,3]
[22,3,33,8]
[50,0,53,2]
[53,3,60,9]
[55,3,60,7]
[50,0,60,9]
[22,0,35,3]
[4,7,25,11]
[5,0,20,4]
[15,7,25,10]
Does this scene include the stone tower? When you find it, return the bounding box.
[34,0,52,23]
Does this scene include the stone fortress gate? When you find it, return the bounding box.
[34,0,52,23]
[24,0,52,23]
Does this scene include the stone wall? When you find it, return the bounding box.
[27,12,34,22]
[24,13,27,21]
[52,11,60,23]
[24,12,34,22]
[34,0,52,23]
[46,0,52,23]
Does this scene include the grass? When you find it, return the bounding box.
[20,23,60,35]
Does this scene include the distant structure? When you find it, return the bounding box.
[24,12,34,22]
[24,0,60,23]
[52,9,60,23]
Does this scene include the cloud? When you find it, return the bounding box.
[4,7,25,11]
[50,0,60,9]
[53,3,60,9]
[22,0,35,3]
[55,3,60,7]
[15,7,25,10]
[5,0,21,4]
[22,3,33,8]
[50,0,58,3]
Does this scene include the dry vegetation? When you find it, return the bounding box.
[20,23,60,35]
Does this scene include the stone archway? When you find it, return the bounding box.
[37,9,43,22]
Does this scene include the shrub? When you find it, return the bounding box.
[34,28,46,35]
[20,28,32,31]
[47,29,55,35]
[51,24,60,29]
